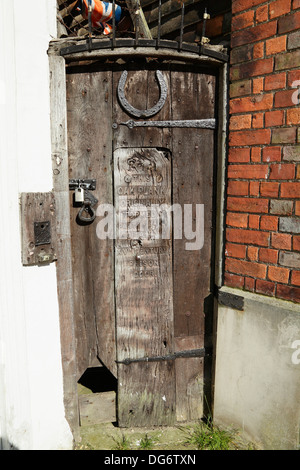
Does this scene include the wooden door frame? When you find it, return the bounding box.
[48,41,228,441]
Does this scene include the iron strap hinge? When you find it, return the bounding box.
[117,348,209,365]
[114,118,216,130]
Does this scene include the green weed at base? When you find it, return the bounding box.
[111,432,132,450]
[181,418,237,451]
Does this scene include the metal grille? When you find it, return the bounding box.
[57,1,229,62]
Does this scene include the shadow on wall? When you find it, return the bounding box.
[0,438,19,450]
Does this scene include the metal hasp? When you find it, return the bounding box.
[69,179,98,224]
[117,70,168,118]
[117,348,208,365]
[117,118,216,129]
[69,178,96,190]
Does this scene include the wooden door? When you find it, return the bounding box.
[66,60,217,427]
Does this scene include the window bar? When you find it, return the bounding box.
[199,7,209,54]
[156,0,162,49]
[135,3,140,47]
[112,0,116,49]
[178,1,185,52]
[87,0,93,50]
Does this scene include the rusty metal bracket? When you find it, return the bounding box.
[117,70,168,118]
[115,118,216,129]
[117,348,209,365]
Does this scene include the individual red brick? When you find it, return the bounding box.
[256,279,276,295]
[247,245,259,261]
[252,77,264,94]
[232,0,266,14]
[287,108,300,125]
[259,247,279,263]
[276,284,300,302]
[269,163,295,179]
[228,148,251,163]
[249,181,260,196]
[244,276,255,291]
[251,147,262,162]
[226,258,267,278]
[275,49,300,71]
[265,72,286,90]
[271,232,292,249]
[274,89,296,107]
[227,164,269,179]
[260,215,279,231]
[227,228,270,246]
[227,197,269,214]
[249,214,260,229]
[260,182,280,197]
[226,212,248,228]
[268,265,290,283]
[228,180,249,196]
[231,44,254,65]
[231,21,278,47]
[230,114,252,130]
[256,4,269,23]
[229,129,271,146]
[265,110,284,127]
[230,79,252,98]
[293,235,300,251]
[225,242,247,258]
[291,270,300,286]
[262,146,282,162]
[295,201,300,216]
[266,35,287,55]
[230,58,274,81]
[278,10,300,34]
[288,69,300,86]
[252,113,264,128]
[271,127,297,144]
[269,0,291,19]
[281,182,300,198]
[293,0,300,9]
[230,94,273,114]
[253,42,265,60]
[232,10,255,31]
[224,272,245,288]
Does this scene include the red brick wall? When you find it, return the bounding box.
[225,0,300,302]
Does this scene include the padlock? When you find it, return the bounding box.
[75,186,85,203]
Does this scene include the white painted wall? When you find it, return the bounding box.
[0,0,73,449]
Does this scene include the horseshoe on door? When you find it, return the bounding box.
[117,70,168,119]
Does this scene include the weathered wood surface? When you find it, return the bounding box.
[171,69,215,421]
[112,64,216,425]
[114,147,175,426]
[49,53,80,440]
[20,192,57,266]
[66,61,216,425]
[79,391,116,425]
[66,68,116,379]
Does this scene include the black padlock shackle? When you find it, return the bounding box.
[77,200,96,223]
